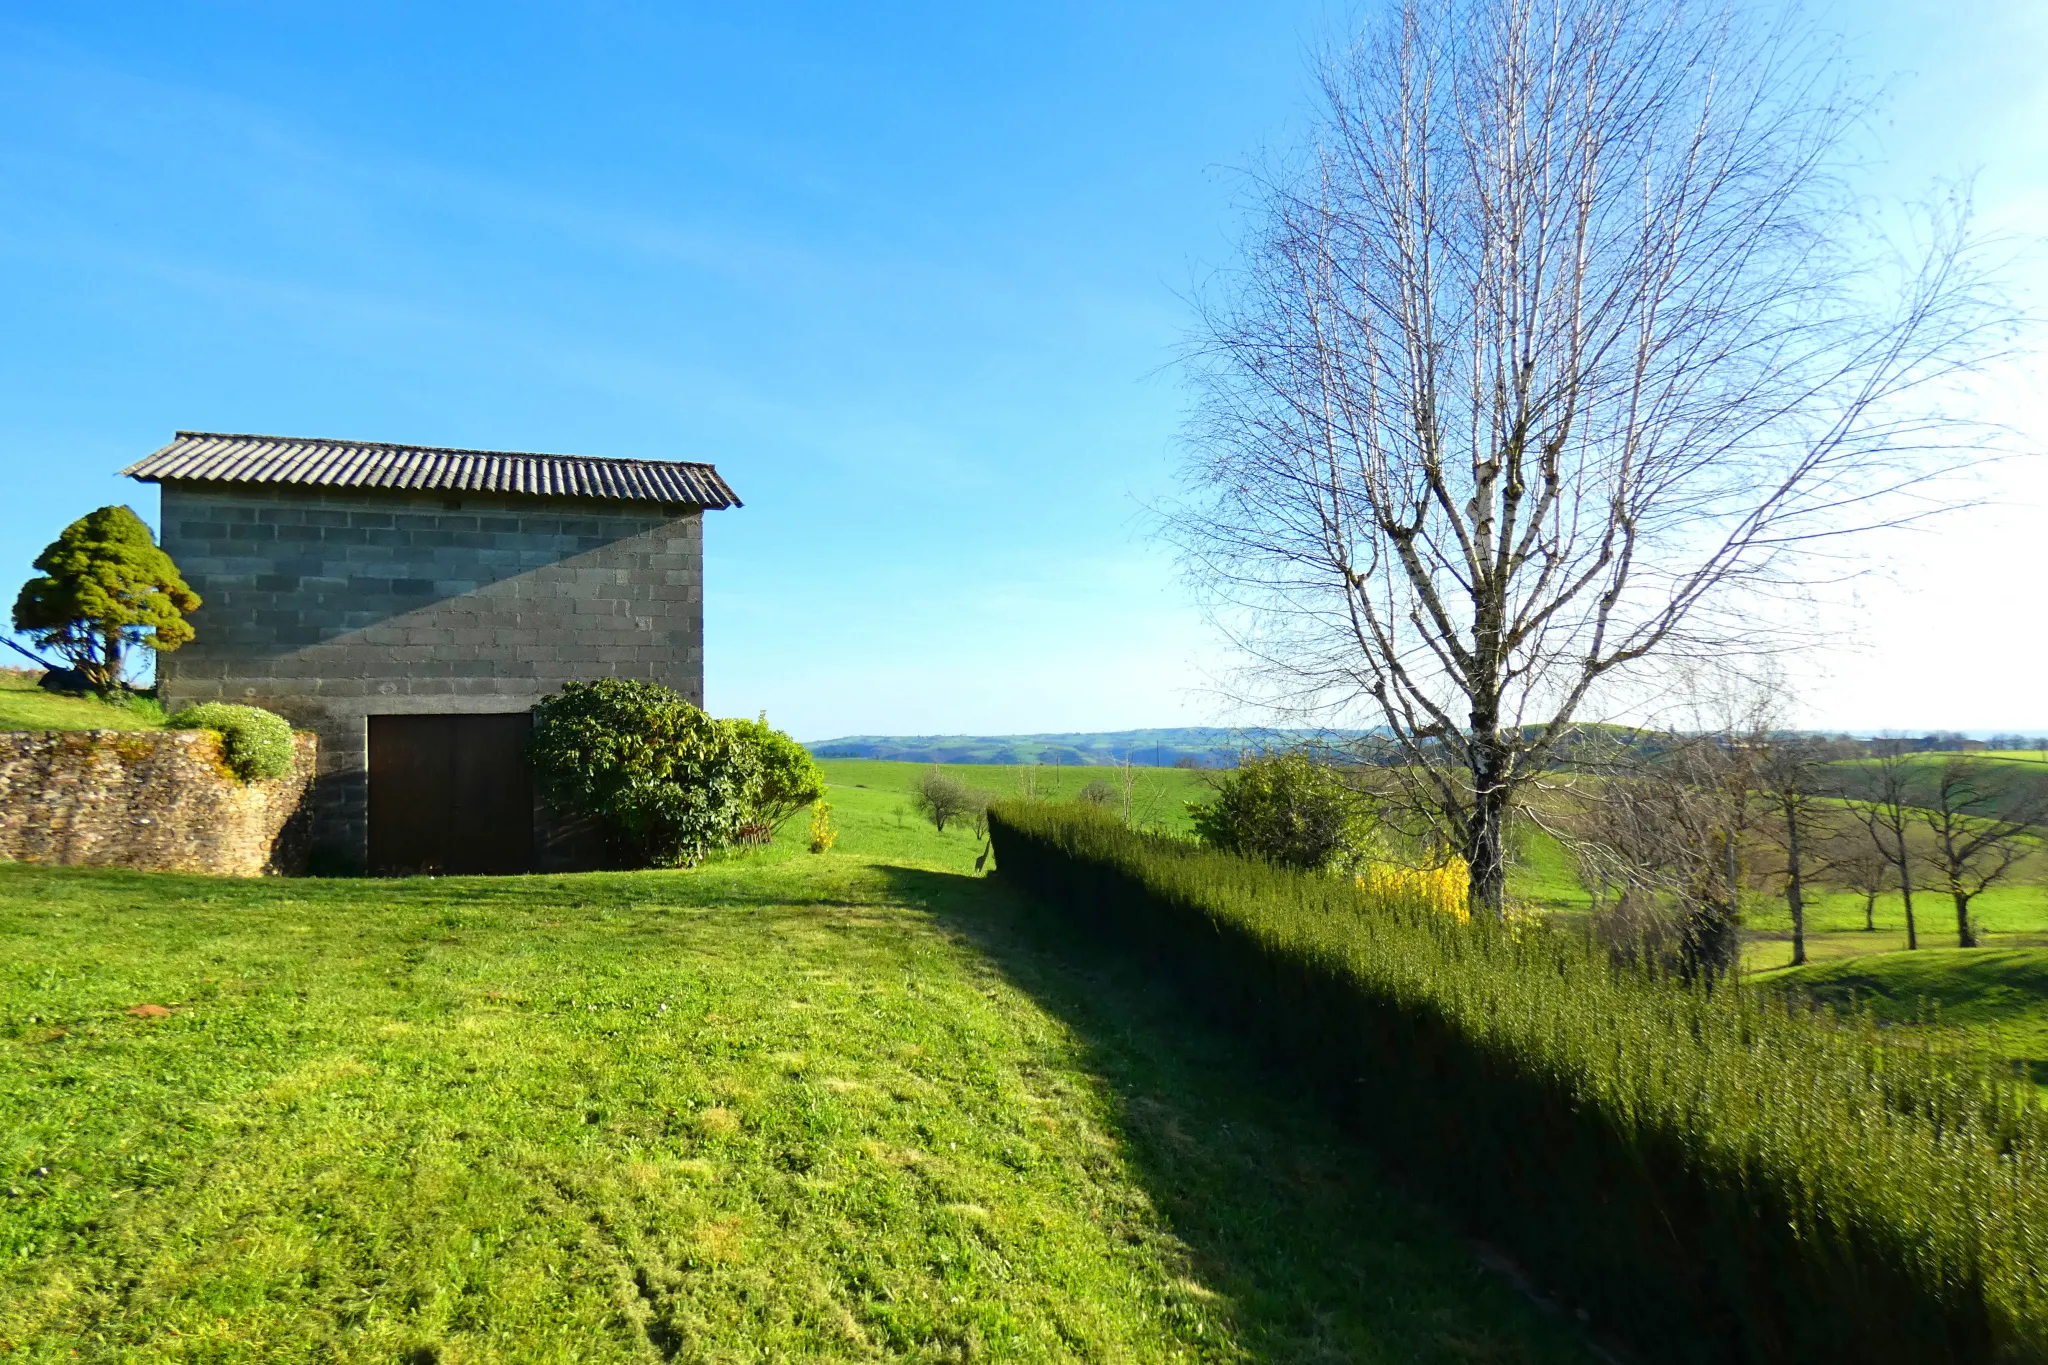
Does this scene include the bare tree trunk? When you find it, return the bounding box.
[1955,891,1978,949]
[1863,892,1876,932]
[1783,796,1807,967]
[1901,877,1918,950]
[1468,765,1511,919]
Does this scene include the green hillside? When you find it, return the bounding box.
[0,670,161,732]
[1820,752,2048,828]
[811,756,1213,843]
[1768,948,2048,1085]
[804,727,1366,767]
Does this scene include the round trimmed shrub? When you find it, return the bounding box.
[1188,751,1375,872]
[165,702,295,781]
[529,679,759,868]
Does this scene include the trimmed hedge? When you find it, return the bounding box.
[988,801,2048,1364]
[164,703,294,781]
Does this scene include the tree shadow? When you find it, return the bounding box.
[876,864,1595,1364]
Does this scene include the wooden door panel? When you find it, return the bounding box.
[368,714,452,875]
[447,713,532,874]
[368,713,531,875]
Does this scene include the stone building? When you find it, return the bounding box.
[123,431,741,874]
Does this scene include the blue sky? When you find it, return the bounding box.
[0,1,2041,739]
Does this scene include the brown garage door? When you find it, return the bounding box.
[367,713,534,875]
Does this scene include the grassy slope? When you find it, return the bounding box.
[1505,828,1593,915]
[816,757,1213,845]
[0,826,1587,1359]
[1769,948,2048,1085]
[0,672,160,732]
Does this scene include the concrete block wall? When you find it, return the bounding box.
[155,483,707,867]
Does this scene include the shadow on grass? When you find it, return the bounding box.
[877,864,1594,1365]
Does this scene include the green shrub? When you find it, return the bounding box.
[726,713,827,842]
[165,703,294,781]
[1188,751,1374,872]
[528,679,758,867]
[987,800,2048,1363]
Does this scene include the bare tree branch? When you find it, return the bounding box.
[1167,0,2013,915]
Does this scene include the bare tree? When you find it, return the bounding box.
[1820,828,1891,934]
[912,768,979,835]
[1171,0,2007,917]
[1564,728,1760,983]
[1918,756,2046,948]
[1758,736,1827,967]
[1855,744,1924,950]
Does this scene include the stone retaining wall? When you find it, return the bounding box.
[0,729,316,876]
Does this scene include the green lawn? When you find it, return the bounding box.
[0,827,1589,1358]
[1767,948,2048,1086]
[1741,883,2048,973]
[0,670,162,732]
[1504,828,1593,915]
[814,757,1214,850]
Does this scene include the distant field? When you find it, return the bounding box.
[1821,751,2048,829]
[0,670,160,732]
[815,757,1214,844]
[1768,948,2048,1086]
[806,727,1366,768]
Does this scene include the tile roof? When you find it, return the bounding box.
[121,432,741,509]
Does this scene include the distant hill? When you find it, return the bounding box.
[802,727,1368,768]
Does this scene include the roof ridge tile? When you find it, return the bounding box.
[121,432,741,509]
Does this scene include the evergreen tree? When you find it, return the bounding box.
[12,505,199,692]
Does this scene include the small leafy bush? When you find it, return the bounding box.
[989,800,2048,1363]
[529,679,758,868]
[726,713,827,842]
[1188,751,1374,872]
[165,702,294,781]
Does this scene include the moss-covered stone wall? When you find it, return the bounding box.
[0,729,315,876]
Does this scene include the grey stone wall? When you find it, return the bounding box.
[155,483,706,867]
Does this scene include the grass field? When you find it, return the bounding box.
[0,670,161,733]
[1768,948,2048,1086]
[0,809,1591,1359]
[813,758,1212,852]
[1742,884,2048,972]
[5,736,2044,1356]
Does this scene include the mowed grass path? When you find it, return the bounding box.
[0,853,1588,1362]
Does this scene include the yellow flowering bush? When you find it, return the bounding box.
[1356,858,1471,922]
[807,800,838,855]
